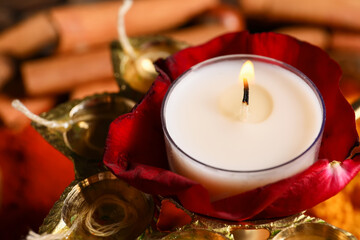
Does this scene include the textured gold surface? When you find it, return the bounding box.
[141,197,358,240]
[111,36,187,100]
[144,212,316,239]
[273,222,357,240]
[48,171,154,239]
[32,93,135,179]
[143,212,357,239]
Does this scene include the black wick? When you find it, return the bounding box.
[242,77,249,105]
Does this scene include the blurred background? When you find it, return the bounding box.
[0,0,360,239]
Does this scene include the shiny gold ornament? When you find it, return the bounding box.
[142,202,358,240]
[45,171,154,240]
[32,93,135,179]
[272,222,357,240]
[161,229,229,240]
[111,36,187,100]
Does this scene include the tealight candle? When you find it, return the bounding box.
[161,54,325,201]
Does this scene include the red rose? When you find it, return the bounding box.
[104,31,360,221]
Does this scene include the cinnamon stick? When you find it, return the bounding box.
[240,0,360,31]
[204,4,245,31]
[165,4,245,45]
[50,0,219,52]
[22,46,113,96]
[0,13,57,58]
[330,31,360,53]
[275,26,330,49]
[0,55,14,89]
[329,51,360,82]
[70,78,119,100]
[165,24,232,46]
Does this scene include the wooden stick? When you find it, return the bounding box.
[275,26,330,49]
[70,78,119,100]
[329,51,360,82]
[0,13,57,58]
[165,24,232,46]
[330,31,360,53]
[22,46,113,96]
[0,55,14,89]
[164,5,245,45]
[50,0,219,52]
[240,0,360,31]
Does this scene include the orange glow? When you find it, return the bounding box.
[239,60,255,83]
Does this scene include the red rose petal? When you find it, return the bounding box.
[104,31,360,221]
[255,157,360,219]
[104,80,170,172]
[157,199,192,232]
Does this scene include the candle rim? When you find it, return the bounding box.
[161,54,326,173]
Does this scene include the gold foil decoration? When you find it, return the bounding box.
[111,36,188,100]
[161,229,229,240]
[141,201,358,240]
[273,222,357,240]
[32,93,135,179]
[46,171,154,240]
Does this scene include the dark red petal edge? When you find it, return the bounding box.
[104,31,360,221]
[156,199,193,232]
[255,157,360,219]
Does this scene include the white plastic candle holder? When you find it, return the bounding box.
[161,54,326,201]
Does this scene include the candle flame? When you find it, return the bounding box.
[239,60,255,83]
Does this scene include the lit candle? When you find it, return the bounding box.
[162,54,325,201]
[218,59,272,122]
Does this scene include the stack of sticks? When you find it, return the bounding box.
[0,0,245,130]
[241,0,360,52]
[2,0,360,130]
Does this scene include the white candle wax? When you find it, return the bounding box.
[162,55,325,201]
